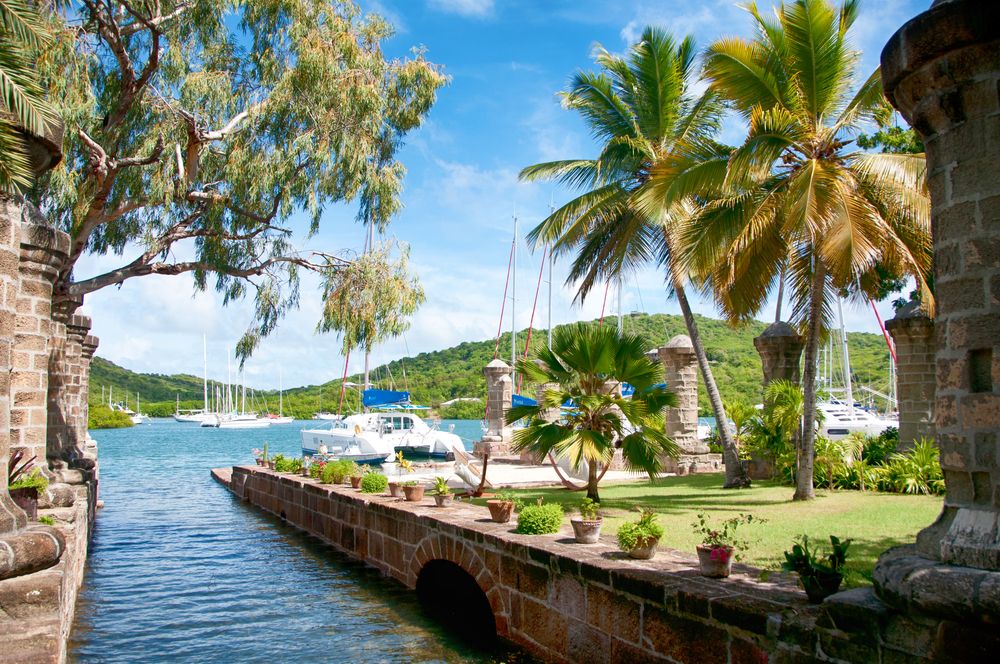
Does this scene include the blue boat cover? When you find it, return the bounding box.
[512,394,537,408]
[363,389,411,408]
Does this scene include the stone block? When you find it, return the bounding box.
[642,605,728,662]
[522,595,567,653]
[610,637,669,664]
[551,574,586,621]
[586,583,640,644]
[710,594,784,636]
[566,617,610,664]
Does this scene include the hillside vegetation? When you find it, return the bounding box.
[89,313,894,419]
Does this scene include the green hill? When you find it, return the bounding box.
[88,312,895,419]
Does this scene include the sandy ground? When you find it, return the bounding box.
[383,456,645,491]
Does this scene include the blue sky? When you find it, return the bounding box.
[77,0,932,392]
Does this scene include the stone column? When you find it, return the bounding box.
[0,204,25,533]
[475,359,512,457]
[11,222,69,481]
[875,0,1000,619]
[46,297,81,474]
[753,322,804,391]
[655,335,718,474]
[79,334,99,450]
[519,366,560,465]
[885,301,936,451]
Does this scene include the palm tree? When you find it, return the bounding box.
[505,323,680,502]
[677,0,931,500]
[518,27,752,489]
[0,1,59,194]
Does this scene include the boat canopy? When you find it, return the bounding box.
[363,389,411,408]
[512,394,536,408]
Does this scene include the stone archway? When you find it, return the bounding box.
[416,559,496,644]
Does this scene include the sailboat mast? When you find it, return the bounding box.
[512,207,517,388]
[837,297,854,413]
[227,354,231,413]
[363,219,374,405]
[279,368,283,417]
[618,278,623,336]
[548,201,554,350]
[203,334,208,414]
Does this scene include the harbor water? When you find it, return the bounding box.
[68,419,536,663]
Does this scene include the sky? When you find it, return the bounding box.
[76,0,933,392]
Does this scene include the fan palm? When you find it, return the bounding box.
[0,0,59,195]
[676,0,931,500]
[505,323,680,502]
[518,26,752,489]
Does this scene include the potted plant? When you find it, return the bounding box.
[617,507,663,559]
[486,490,523,524]
[515,498,564,534]
[431,475,455,507]
[252,448,265,466]
[782,535,852,603]
[389,451,414,497]
[571,497,603,543]
[349,471,363,489]
[360,470,389,494]
[692,513,764,578]
[400,480,425,502]
[8,452,47,521]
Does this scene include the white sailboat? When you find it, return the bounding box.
[174,335,210,422]
[264,369,294,424]
[131,393,149,425]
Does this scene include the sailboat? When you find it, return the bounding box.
[131,393,149,424]
[264,369,294,424]
[174,335,210,422]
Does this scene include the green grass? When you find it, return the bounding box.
[477,473,942,586]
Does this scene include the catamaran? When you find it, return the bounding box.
[300,389,462,462]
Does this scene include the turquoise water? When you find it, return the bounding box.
[67,419,533,664]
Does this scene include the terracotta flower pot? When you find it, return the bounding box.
[255,458,265,466]
[388,482,401,497]
[402,485,425,502]
[300,467,310,477]
[627,536,660,560]
[696,545,734,578]
[349,476,363,489]
[267,460,276,470]
[487,500,514,523]
[433,493,454,508]
[571,518,603,544]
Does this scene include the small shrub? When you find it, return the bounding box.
[578,497,600,521]
[515,500,563,534]
[273,454,302,473]
[494,490,524,510]
[864,427,898,466]
[38,516,55,526]
[617,507,664,552]
[321,459,354,484]
[360,471,388,494]
[310,461,324,479]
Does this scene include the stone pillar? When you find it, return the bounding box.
[655,335,719,474]
[79,333,99,449]
[11,222,69,481]
[0,204,25,534]
[885,301,936,451]
[46,298,81,474]
[753,321,804,391]
[518,366,560,465]
[875,0,1000,617]
[475,359,512,457]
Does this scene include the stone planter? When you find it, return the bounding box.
[433,493,454,508]
[388,482,401,498]
[801,572,843,604]
[402,485,425,502]
[255,458,265,466]
[267,460,276,470]
[696,545,734,578]
[349,476,363,489]
[10,487,38,521]
[487,500,515,524]
[570,517,603,544]
[300,466,310,477]
[627,536,660,560]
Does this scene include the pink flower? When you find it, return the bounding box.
[710,547,731,563]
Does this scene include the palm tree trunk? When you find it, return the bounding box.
[674,280,751,489]
[794,259,826,501]
[587,460,600,502]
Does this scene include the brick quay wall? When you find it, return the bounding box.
[213,465,996,664]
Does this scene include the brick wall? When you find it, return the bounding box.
[218,466,997,663]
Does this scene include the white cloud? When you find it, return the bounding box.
[427,0,495,19]
[367,0,410,34]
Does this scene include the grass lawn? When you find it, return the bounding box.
[475,473,943,586]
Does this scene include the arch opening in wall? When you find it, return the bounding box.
[415,559,495,645]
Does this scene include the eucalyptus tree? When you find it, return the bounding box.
[29,1,445,357]
[0,0,60,194]
[518,27,752,489]
[677,0,931,500]
[506,323,679,502]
